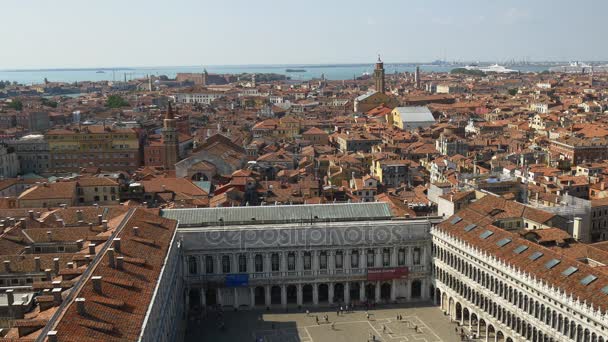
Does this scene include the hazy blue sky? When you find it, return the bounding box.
[3,0,607,69]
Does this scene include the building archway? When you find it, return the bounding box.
[206,288,217,306]
[365,283,376,302]
[455,302,462,322]
[254,286,265,306]
[486,325,496,341]
[188,288,200,311]
[411,280,422,298]
[479,319,487,339]
[350,282,360,302]
[462,307,470,327]
[303,284,313,304]
[271,286,282,305]
[380,282,391,301]
[334,283,345,303]
[435,288,441,306]
[286,285,297,304]
[318,284,329,303]
[496,330,505,342]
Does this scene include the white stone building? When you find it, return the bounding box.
[162,203,437,311]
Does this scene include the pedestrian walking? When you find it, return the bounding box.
[306,309,310,316]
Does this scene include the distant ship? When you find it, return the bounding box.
[96,70,105,73]
[549,61,608,73]
[465,64,518,73]
[285,69,306,72]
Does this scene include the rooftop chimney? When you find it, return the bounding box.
[19,218,26,229]
[92,276,102,294]
[102,220,108,231]
[6,289,14,306]
[107,248,115,268]
[47,331,58,342]
[116,256,124,270]
[45,269,52,281]
[76,297,86,315]
[88,244,96,255]
[53,258,60,275]
[52,280,61,288]
[47,231,52,242]
[51,288,62,304]
[97,214,103,225]
[113,238,121,253]
[4,260,10,273]
[133,226,139,236]
[34,257,41,272]
[28,210,34,219]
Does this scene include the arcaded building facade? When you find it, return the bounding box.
[162,203,438,311]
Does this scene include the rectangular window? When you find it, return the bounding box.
[319,252,327,270]
[271,254,280,272]
[222,255,231,273]
[367,250,375,267]
[205,256,214,274]
[383,249,390,267]
[238,255,247,273]
[255,255,263,272]
[398,249,405,265]
[288,253,295,271]
[304,252,311,270]
[351,251,359,268]
[335,252,343,269]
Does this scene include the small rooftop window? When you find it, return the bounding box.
[562,266,578,277]
[496,238,512,247]
[479,230,494,239]
[464,224,477,232]
[601,285,608,295]
[450,216,462,224]
[580,275,598,286]
[513,245,529,254]
[544,259,561,269]
[529,251,543,261]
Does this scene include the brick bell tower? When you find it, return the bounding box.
[162,102,179,169]
[374,54,385,93]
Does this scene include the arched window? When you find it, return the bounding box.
[255,254,263,272]
[205,255,214,274]
[271,253,280,271]
[351,250,359,268]
[238,254,247,273]
[222,255,231,273]
[188,256,198,275]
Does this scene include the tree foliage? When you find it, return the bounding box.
[8,99,23,111]
[106,95,129,108]
[450,68,486,77]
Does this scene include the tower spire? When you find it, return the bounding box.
[166,102,174,120]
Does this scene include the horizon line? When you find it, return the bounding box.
[1,60,604,72]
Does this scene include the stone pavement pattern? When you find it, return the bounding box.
[185,304,461,342]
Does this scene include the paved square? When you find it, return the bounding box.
[185,303,461,342]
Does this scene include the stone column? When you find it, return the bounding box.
[265,286,271,307]
[328,283,334,305]
[248,253,255,273]
[216,255,222,274]
[281,251,287,273]
[328,251,335,274]
[390,279,397,302]
[391,247,398,267]
[198,255,204,274]
[234,288,239,309]
[313,283,319,306]
[296,251,303,272]
[345,282,350,304]
[185,287,190,312]
[217,288,223,307]
[360,248,367,270]
[405,280,412,301]
[375,281,381,302]
[264,253,271,273]
[232,253,239,274]
[344,250,351,273]
[297,284,303,306]
[313,251,319,272]
[250,287,255,307]
[375,249,382,268]
[281,285,287,308]
[360,281,366,302]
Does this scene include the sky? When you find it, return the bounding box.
[2,0,607,69]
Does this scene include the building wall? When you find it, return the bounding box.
[140,231,185,342]
[7,138,49,174]
[432,227,608,342]
[179,220,433,309]
[0,145,20,178]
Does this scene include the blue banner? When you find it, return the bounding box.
[225,274,249,287]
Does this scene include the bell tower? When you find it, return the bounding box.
[162,102,179,169]
[374,55,385,93]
